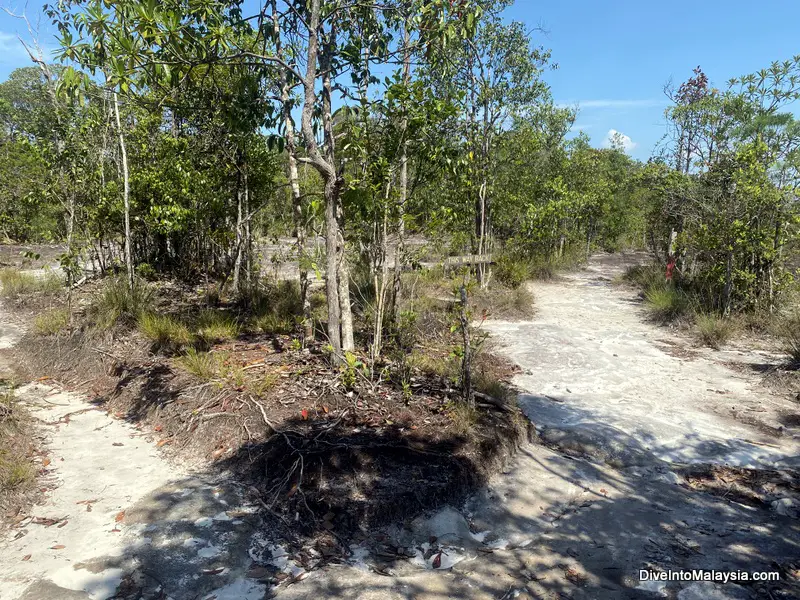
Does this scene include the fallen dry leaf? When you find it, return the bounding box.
[112,443,124,447]
[432,552,442,569]
[202,568,225,575]
[57,520,68,528]
[156,439,171,447]
[50,545,65,550]
[21,554,31,561]
[42,458,51,467]
[115,510,125,523]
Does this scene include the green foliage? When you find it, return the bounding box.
[494,254,530,289]
[93,276,153,329]
[694,314,736,349]
[340,351,366,390]
[137,312,193,352]
[34,308,70,336]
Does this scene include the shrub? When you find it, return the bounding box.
[494,255,530,289]
[176,348,218,380]
[695,313,735,349]
[196,310,239,342]
[34,308,70,336]
[93,276,154,329]
[138,312,193,352]
[135,263,157,281]
[644,286,690,322]
[0,268,61,298]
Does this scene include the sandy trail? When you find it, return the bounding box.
[0,317,278,600]
[486,252,800,469]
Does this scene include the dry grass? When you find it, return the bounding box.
[92,275,154,329]
[695,313,736,349]
[0,388,37,514]
[0,268,61,299]
[33,308,70,336]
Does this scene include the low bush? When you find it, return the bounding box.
[494,255,530,289]
[138,312,193,352]
[33,308,70,336]
[695,313,735,349]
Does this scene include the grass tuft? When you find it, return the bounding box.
[644,285,690,322]
[774,310,800,365]
[196,310,239,343]
[176,348,218,380]
[33,308,70,336]
[138,312,193,352]
[695,313,735,349]
[93,276,154,329]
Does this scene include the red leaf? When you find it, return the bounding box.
[115,510,125,523]
[432,552,442,569]
[50,545,65,550]
[301,409,309,420]
[21,554,31,561]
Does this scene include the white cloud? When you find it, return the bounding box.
[602,129,637,152]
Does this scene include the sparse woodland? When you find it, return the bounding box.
[1,0,799,538]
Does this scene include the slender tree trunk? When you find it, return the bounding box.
[232,171,244,295]
[459,284,473,408]
[324,178,342,352]
[273,0,312,341]
[113,91,134,290]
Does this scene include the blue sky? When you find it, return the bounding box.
[1,1,798,160]
[508,0,800,159]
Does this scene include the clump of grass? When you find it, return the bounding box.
[774,310,800,366]
[253,313,293,334]
[644,285,690,322]
[0,268,61,298]
[247,372,278,396]
[33,308,70,336]
[93,275,154,329]
[176,348,218,380]
[695,313,735,349]
[620,264,664,290]
[138,312,193,352]
[196,310,239,343]
[448,400,479,436]
[0,390,36,500]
